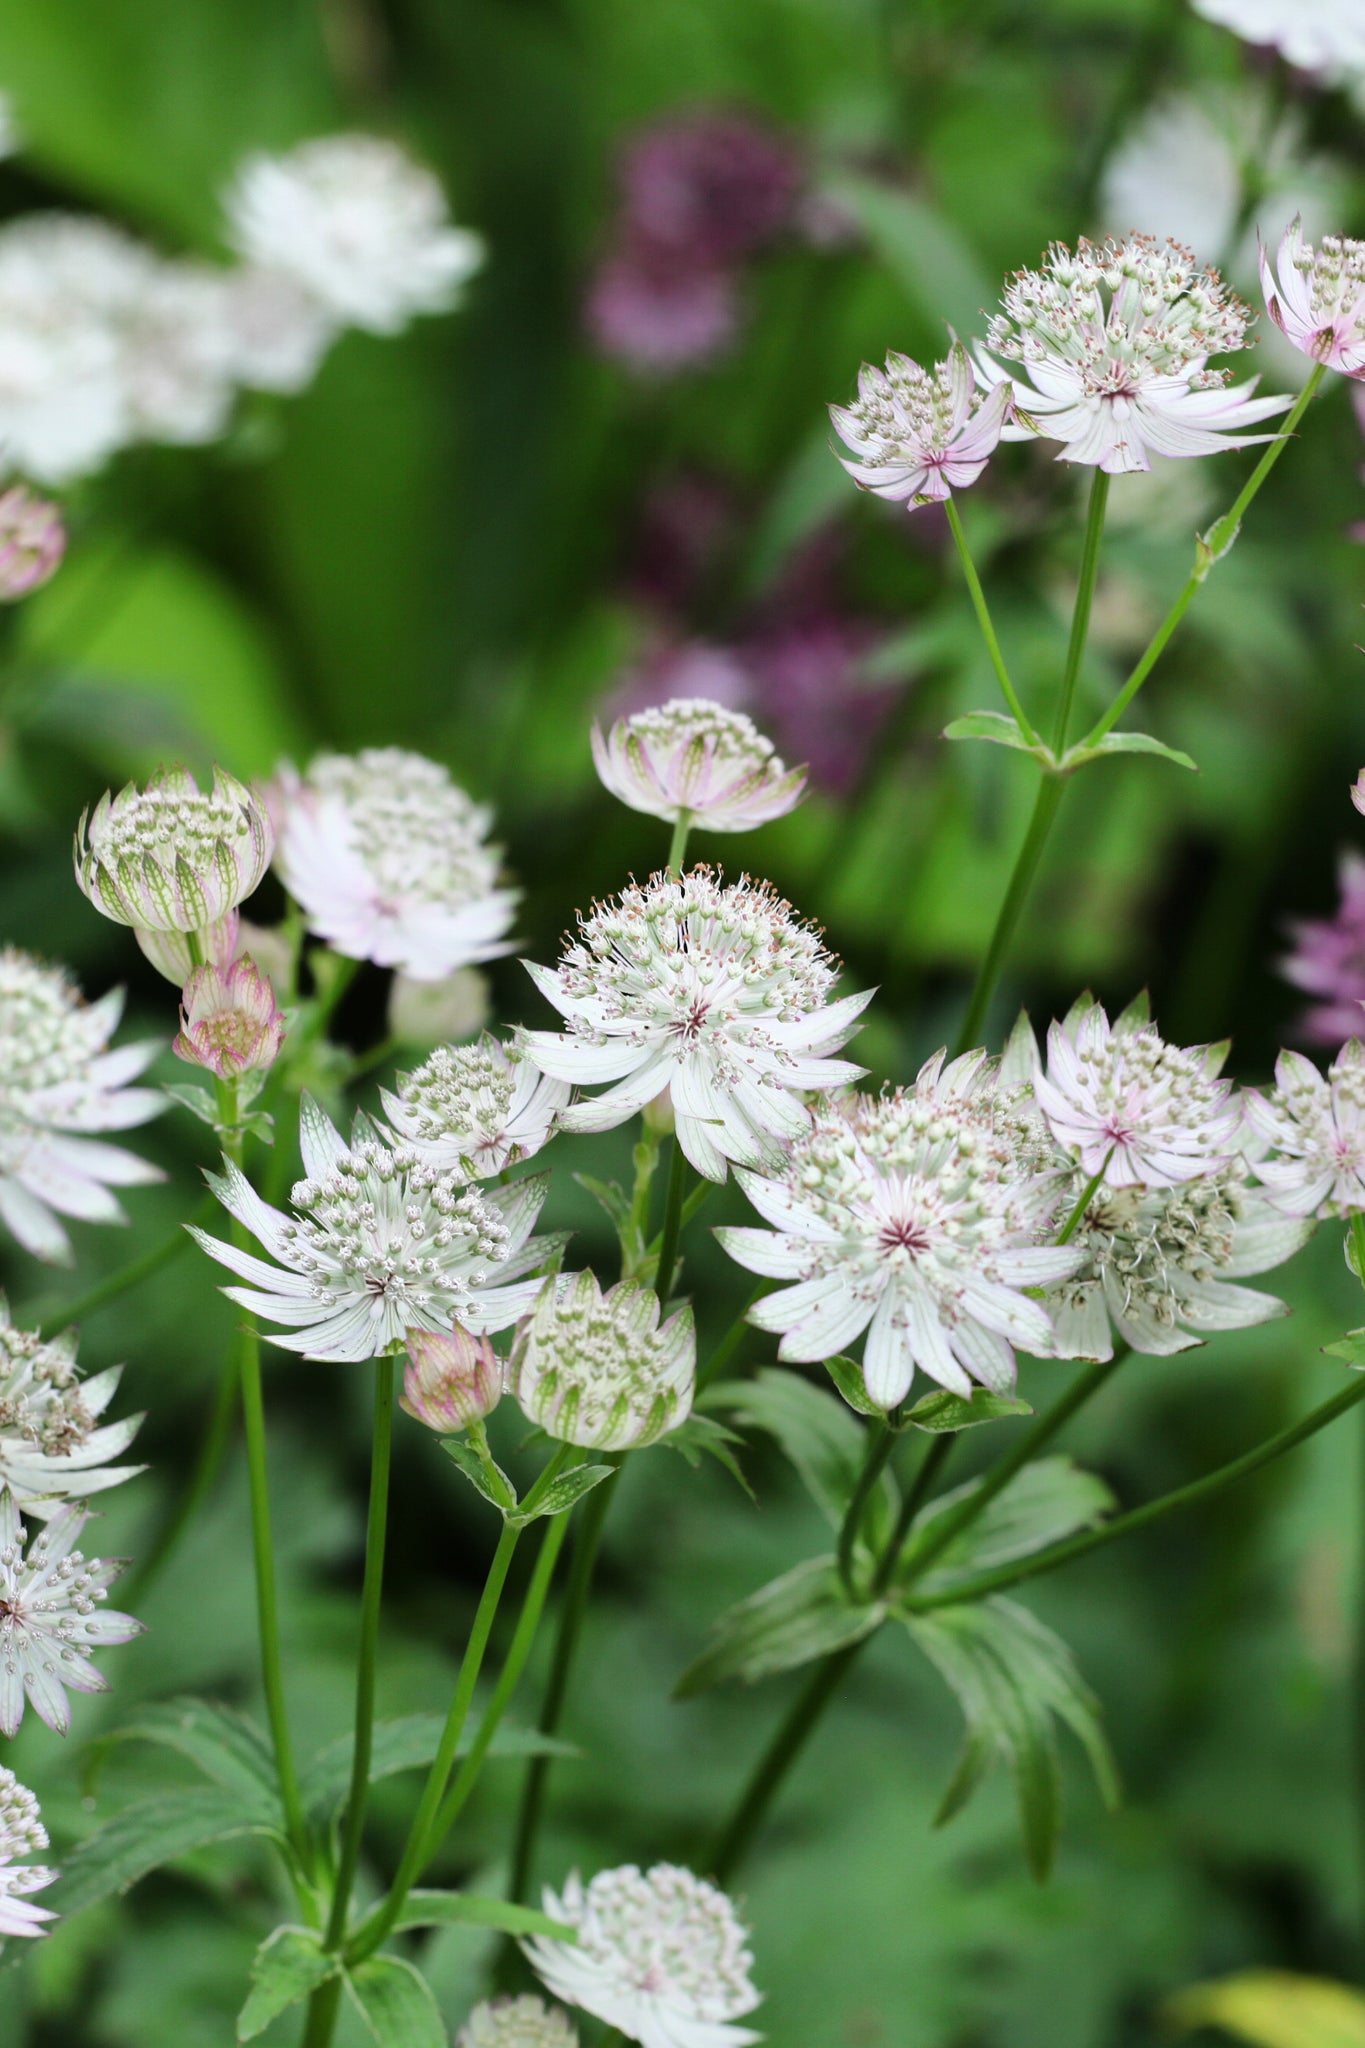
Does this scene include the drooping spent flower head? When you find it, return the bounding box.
[0,487,64,600]
[1189,0,1365,72]
[75,766,273,982]
[382,1035,567,1179]
[190,1099,564,1363]
[0,1487,143,1737]
[1260,220,1365,380]
[0,1769,57,1939]
[720,1055,1083,1409]
[401,1325,503,1434]
[271,749,518,983]
[592,697,805,833]
[830,341,1012,506]
[174,955,285,1080]
[1032,997,1242,1190]
[512,1271,695,1451]
[977,235,1290,473]
[0,1299,142,1516]
[523,1863,762,2048]
[1244,1041,1365,1216]
[225,133,484,336]
[523,868,871,1183]
[0,949,163,1265]
[457,1998,578,2048]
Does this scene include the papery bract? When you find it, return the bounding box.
[174,955,285,1079]
[383,1035,567,1178]
[592,696,805,832]
[0,1768,56,1939]
[0,487,64,599]
[1260,219,1365,379]
[401,1325,503,1433]
[0,1298,143,1516]
[830,341,1011,505]
[511,1270,695,1451]
[1244,1042,1365,1216]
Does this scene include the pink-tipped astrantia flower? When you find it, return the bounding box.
[0,1487,143,1737]
[1190,0,1365,71]
[401,1325,503,1433]
[1278,850,1365,1046]
[977,235,1290,473]
[1033,998,1242,1189]
[0,1769,57,1938]
[830,341,1012,505]
[511,1270,695,1451]
[1260,220,1365,379]
[382,1034,567,1179]
[1244,1041,1365,1215]
[0,1299,143,1518]
[174,955,285,1079]
[592,697,806,832]
[0,487,64,600]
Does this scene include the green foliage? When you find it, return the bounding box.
[1166,1970,1365,2046]
[344,1955,447,2048]
[237,1927,335,2042]
[390,1891,576,1940]
[298,1717,575,1818]
[54,1789,283,1916]
[901,1457,1115,1597]
[708,1369,898,1549]
[675,1556,885,1696]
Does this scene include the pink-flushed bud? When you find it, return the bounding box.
[174,955,285,1078]
[1352,768,1365,818]
[0,488,65,601]
[401,1326,503,1433]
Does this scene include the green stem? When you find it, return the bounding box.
[696,1285,769,1395]
[667,811,693,878]
[907,1371,1365,1611]
[872,1432,956,1597]
[1082,364,1326,751]
[708,1643,861,1885]
[1052,468,1110,755]
[33,1197,212,1338]
[346,1035,401,1085]
[1056,1154,1112,1247]
[944,498,1040,745]
[837,1420,894,1594]
[653,1138,691,1306]
[952,774,1065,1058]
[124,1348,238,1603]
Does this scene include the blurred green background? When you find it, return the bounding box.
[1,0,1364,2042]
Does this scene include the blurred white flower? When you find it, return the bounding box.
[225,134,483,335]
[119,261,239,445]
[383,1035,567,1178]
[0,949,162,1265]
[0,1299,143,1516]
[0,1487,143,1737]
[592,697,805,832]
[1244,1041,1365,1214]
[0,1769,57,1940]
[1260,219,1365,379]
[523,1864,762,2048]
[829,340,1011,505]
[511,1270,695,1450]
[221,265,335,394]
[388,965,491,1048]
[272,748,518,982]
[1189,0,1365,72]
[457,1998,578,2048]
[0,217,130,482]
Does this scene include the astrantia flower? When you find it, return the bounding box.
[511,1270,695,1450]
[1244,1042,1365,1215]
[388,965,491,1049]
[0,1769,57,1939]
[0,487,64,600]
[0,1487,143,1736]
[830,341,1012,505]
[382,1035,567,1178]
[1278,850,1365,1045]
[0,218,130,483]
[1190,0,1365,71]
[174,956,285,1079]
[401,1325,503,1433]
[592,697,806,833]
[1260,220,1365,380]
[977,235,1290,473]
[118,261,239,447]
[457,1997,578,2048]
[0,1299,142,1516]
[0,949,162,1265]
[225,134,484,336]
[190,1100,562,1362]
[1033,999,1242,1190]
[523,869,871,1182]
[272,749,518,983]
[75,766,273,983]
[523,1864,762,2048]
[221,266,335,394]
[719,1055,1084,1408]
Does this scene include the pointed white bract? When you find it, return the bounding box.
[1244,1041,1365,1215]
[224,134,484,336]
[1190,0,1365,71]
[512,1271,695,1451]
[1032,999,1242,1190]
[523,1864,763,2048]
[0,1769,57,1939]
[976,235,1290,473]
[1260,220,1365,379]
[457,1997,578,2048]
[0,1487,143,1737]
[382,1035,568,1179]
[522,869,871,1183]
[0,1299,143,1516]
[718,1052,1083,1409]
[829,340,1011,504]
[0,949,163,1265]
[271,749,518,983]
[591,698,806,832]
[191,1100,562,1363]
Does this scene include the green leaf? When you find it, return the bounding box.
[1195,512,1242,580]
[572,1172,632,1233]
[709,1369,898,1548]
[943,711,1057,766]
[512,1463,614,1524]
[1060,730,1198,774]
[901,1456,1113,1595]
[300,1716,575,1818]
[344,1955,446,2048]
[237,1926,335,2042]
[824,169,996,338]
[162,1083,220,1128]
[391,1890,577,1942]
[441,1436,518,1516]
[903,1388,1033,1434]
[86,1697,280,1810]
[662,1413,754,1498]
[823,1354,885,1419]
[55,1788,282,1916]
[675,1556,884,1697]
[1166,1970,1365,2046]
[1325,1328,1365,1367]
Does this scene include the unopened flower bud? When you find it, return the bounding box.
[401,1325,503,1432]
[511,1270,694,1451]
[174,956,285,1078]
[0,488,64,601]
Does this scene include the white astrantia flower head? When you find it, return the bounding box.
[976,234,1290,473]
[591,697,806,833]
[523,868,872,1184]
[1260,220,1365,381]
[75,765,273,982]
[225,133,484,336]
[511,1270,695,1451]
[0,1299,143,1517]
[0,216,132,483]
[1032,997,1242,1190]
[0,1768,57,1940]
[190,1099,564,1363]
[829,339,1012,506]
[523,1864,762,2048]
[388,964,491,1049]
[718,1053,1085,1410]
[0,949,163,1265]
[272,749,518,983]
[1244,1041,1365,1216]
[1190,0,1365,71]
[382,1034,568,1179]
[118,260,240,447]
[220,265,336,395]
[457,1997,578,2048]
[0,1487,143,1737]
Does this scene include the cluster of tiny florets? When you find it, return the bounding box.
[1063,1166,1241,1324]
[394,1043,518,1148]
[0,952,99,1106]
[846,350,972,448]
[616,699,777,771]
[1246,1042,1365,1215]
[0,1320,88,1460]
[1035,1006,1240,1188]
[0,1768,47,1861]
[285,1143,510,1305]
[514,1272,694,1450]
[457,1996,578,2048]
[300,749,502,912]
[1288,231,1365,318]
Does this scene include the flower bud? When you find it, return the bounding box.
[174,956,285,1078]
[511,1270,694,1451]
[401,1325,502,1433]
[0,488,64,601]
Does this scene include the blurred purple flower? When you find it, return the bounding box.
[1279,849,1365,1044]
[626,472,737,609]
[618,110,801,266]
[744,610,895,797]
[585,247,738,375]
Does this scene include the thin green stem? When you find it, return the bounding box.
[907,1371,1365,1611]
[696,1285,769,1395]
[837,1420,894,1594]
[1051,468,1110,754]
[1057,1154,1112,1247]
[952,774,1065,1058]
[708,1643,860,1885]
[653,1138,691,1307]
[124,1349,238,1603]
[33,1196,212,1338]
[346,1035,401,1085]
[872,1433,956,1597]
[944,498,1040,744]
[667,811,693,877]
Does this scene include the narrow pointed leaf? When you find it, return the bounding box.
[675,1556,883,1697]
[904,1388,1033,1434]
[1062,731,1197,773]
[512,1463,614,1524]
[943,711,1057,766]
[54,1789,282,1915]
[238,1926,335,2041]
[392,1890,577,1941]
[344,1955,445,2048]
